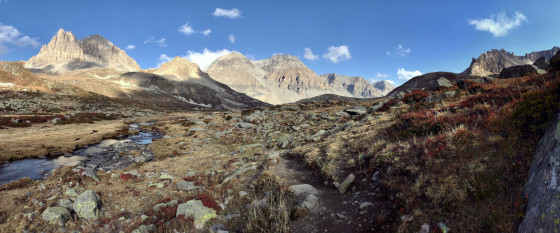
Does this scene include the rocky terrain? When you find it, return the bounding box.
[207,53,393,104]
[25,29,140,73]
[0,51,559,233]
[462,46,560,76]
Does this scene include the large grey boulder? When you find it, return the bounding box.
[176,200,217,229]
[73,190,101,220]
[499,65,546,79]
[519,112,560,232]
[42,207,71,226]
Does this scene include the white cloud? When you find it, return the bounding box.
[376,72,388,78]
[126,44,135,50]
[387,44,411,57]
[178,22,196,36]
[201,29,212,36]
[322,45,351,63]
[303,48,318,61]
[213,8,243,19]
[469,11,527,37]
[186,48,233,71]
[143,37,167,47]
[0,23,40,55]
[156,54,173,68]
[228,34,236,43]
[397,68,422,81]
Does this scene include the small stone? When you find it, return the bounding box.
[239,191,248,197]
[437,222,450,233]
[64,188,79,197]
[159,172,174,180]
[177,180,200,191]
[58,199,74,211]
[359,202,373,209]
[339,174,355,194]
[419,223,430,233]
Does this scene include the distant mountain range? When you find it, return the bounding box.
[463,47,560,76]
[5,28,558,108]
[206,52,393,104]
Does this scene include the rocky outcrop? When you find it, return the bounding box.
[498,65,546,79]
[519,112,560,232]
[25,29,140,73]
[321,73,394,98]
[207,52,393,104]
[176,200,217,229]
[463,47,559,76]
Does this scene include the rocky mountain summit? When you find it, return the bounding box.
[463,47,560,76]
[25,29,140,73]
[207,53,393,104]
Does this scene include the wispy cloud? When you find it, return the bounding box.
[397,68,422,80]
[376,72,388,78]
[387,44,411,57]
[126,45,135,50]
[201,29,212,36]
[213,8,243,19]
[178,22,196,36]
[228,34,236,43]
[186,48,233,71]
[469,11,527,37]
[156,54,173,68]
[143,37,167,47]
[0,23,40,55]
[303,48,318,61]
[322,45,351,63]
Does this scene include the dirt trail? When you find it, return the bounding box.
[274,152,395,233]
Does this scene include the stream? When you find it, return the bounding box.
[0,123,161,186]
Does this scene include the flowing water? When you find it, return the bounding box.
[0,123,161,186]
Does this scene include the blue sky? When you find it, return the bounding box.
[0,0,559,85]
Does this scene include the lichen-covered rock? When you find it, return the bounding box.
[73,190,100,220]
[58,199,74,211]
[64,188,79,197]
[519,112,560,232]
[177,180,200,191]
[176,200,217,229]
[436,77,453,89]
[343,106,367,116]
[42,207,71,225]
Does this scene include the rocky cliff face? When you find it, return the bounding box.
[207,53,393,104]
[463,47,559,77]
[321,73,394,98]
[518,111,560,232]
[25,29,140,73]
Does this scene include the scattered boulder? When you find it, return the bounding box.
[73,190,101,220]
[177,180,201,191]
[176,200,217,229]
[72,167,99,182]
[343,106,367,116]
[58,199,74,212]
[64,188,79,197]
[153,199,178,213]
[236,122,257,129]
[42,207,71,226]
[297,194,319,210]
[436,77,453,89]
[419,223,430,233]
[498,65,546,79]
[339,174,355,194]
[289,184,319,200]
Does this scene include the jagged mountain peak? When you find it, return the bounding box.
[463,46,559,76]
[24,28,140,74]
